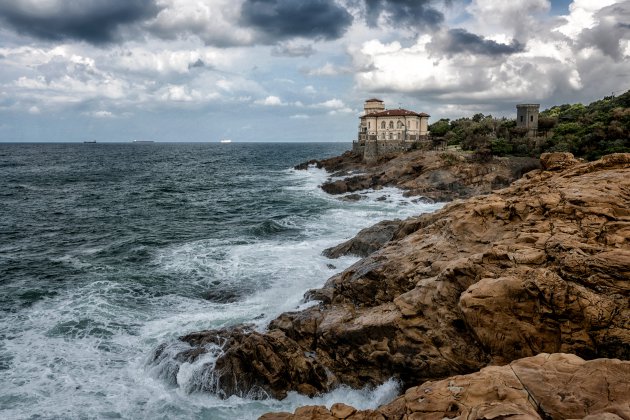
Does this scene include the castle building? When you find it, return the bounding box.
[353,98,430,162]
[516,103,540,136]
[357,98,430,143]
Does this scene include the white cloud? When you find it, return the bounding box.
[28,105,40,114]
[256,95,285,106]
[84,110,115,118]
[305,62,350,76]
[148,0,254,46]
[555,0,620,37]
[314,98,346,109]
[290,114,309,119]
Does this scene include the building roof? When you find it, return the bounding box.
[361,108,430,118]
[365,98,384,102]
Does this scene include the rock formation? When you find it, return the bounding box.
[153,153,630,408]
[261,353,630,420]
[297,150,540,201]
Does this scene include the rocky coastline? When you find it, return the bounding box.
[296,149,540,202]
[154,150,630,419]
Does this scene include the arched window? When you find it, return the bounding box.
[381,121,386,129]
[388,121,394,129]
[388,132,392,140]
[368,122,371,129]
[397,121,403,129]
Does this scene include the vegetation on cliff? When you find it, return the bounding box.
[428,90,630,160]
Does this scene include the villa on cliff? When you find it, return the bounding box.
[353,98,430,162]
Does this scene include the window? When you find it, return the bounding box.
[397,121,403,129]
[388,132,392,140]
[389,121,394,129]
[520,116,524,122]
[530,115,534,122]
[381,121,385,129]
[368,122,370,129]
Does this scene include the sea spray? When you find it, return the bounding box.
[0,143,442,419]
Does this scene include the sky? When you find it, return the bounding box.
[0,0,628,142]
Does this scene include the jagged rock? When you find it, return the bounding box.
[263,353,630,420]
[305,150,540,201]
[540,151,580,170]
[322,220,403,258]
[155,153,630,400]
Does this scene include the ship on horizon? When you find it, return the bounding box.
[133,140,154,144]
[220,139,232,144]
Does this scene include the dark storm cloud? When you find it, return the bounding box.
[439,29,525,56]
[0,0,159,44]
[240,0,353,41]
[363,0,444,30]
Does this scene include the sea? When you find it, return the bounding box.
[0,143,443,420]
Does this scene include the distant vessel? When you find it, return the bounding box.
[83,140,96,144]
[220,139,232,144]
[133,140,154,144]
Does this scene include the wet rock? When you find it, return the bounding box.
[322,220,402,258]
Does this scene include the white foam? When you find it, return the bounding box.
[0,163,443,419]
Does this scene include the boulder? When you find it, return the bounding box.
[322,220,403,258]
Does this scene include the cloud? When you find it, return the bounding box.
[465,0,550,39]
[255,95,285,106]
[84,110,115,118]
[290,114,310,119]
[271,42,316,57]
[241,0,353,41]
[0,0,160,44]
[304,62,351,76]
[147,0,254,47]
[432,28,525,56]
[363,0,444,30]
[351,35,581,103]
[578,1,630,60]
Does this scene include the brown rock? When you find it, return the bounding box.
[313,150,540,201]
[155,153,630,400]
[330,403,356,418]
[322,220,403,259]
[540,152,580,171]
[261,354,630,420]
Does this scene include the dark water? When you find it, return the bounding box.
[0,143,441,419]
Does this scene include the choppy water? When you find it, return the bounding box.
[0,143,442,419]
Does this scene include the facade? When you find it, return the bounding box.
[354,99,430,161]
[516,104,540,136]
[357,98,430,143]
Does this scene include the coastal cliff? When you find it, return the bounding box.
[296,149,540,202]
[153,152,630,416]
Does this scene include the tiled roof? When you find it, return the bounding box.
[365,98,384,102]
[361,109,430,118]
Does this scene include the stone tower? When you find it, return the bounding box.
[516,104,540,136]
[363,98,385,115]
